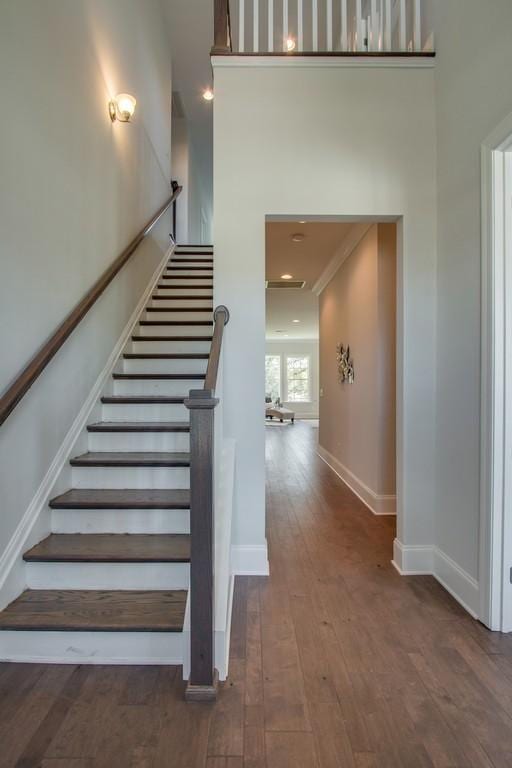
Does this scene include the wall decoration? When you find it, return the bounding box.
[336,344,354,384]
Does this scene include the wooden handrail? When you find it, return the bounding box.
[204,306,230,391]
[212,0,232,54]
[0,186,182,428]
[184,304,230,702]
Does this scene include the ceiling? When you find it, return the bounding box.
[164,0,213,207]
[265,221,355,340]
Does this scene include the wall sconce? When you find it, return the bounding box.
[109,93,136,123]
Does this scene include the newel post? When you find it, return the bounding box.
[184,389,219,702]
[212,0,232,54]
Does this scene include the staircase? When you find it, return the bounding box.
[0,244,214,665]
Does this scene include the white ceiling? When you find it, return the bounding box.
[265,221,356,340]
[164,0,213,206]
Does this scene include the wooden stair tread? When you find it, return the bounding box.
[123,353,208,359]
[169,266,213,271]
[0,589,187,632]
[157,284,213,289]
[139,321,213,326]
[131,335,212,342]
[101,395,185,405]
[162,274,213,279]
[70,452,190,467]
[101,395,185,404]
[113,374,204,381]
[49,488,190,509]
[169,258,213,263]
[87,421,190,432]
[24,534,191,562]
[146,307,213,313]
[151,296,213,301]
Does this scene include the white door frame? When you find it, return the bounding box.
[480,111,512,631]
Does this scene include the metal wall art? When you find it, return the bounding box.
[336,344,354,384]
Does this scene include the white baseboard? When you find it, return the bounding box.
[392,538,433,574]
[0,245,173,612]
[317,445,396,515]
[392,538,480,619]
[216,574,235,680]
[231,544,270,575]
[433,547,480,619]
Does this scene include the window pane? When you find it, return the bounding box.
[265,355,281,401]
[286,356,310,402]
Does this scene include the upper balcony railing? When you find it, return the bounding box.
[212,0,434,56]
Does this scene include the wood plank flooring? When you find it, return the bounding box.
[2,421,512,767]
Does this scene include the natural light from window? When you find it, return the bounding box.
[265,355,281,401]
[286,356,310,402]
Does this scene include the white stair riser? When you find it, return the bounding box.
[131,340,211,354]
[0,631,185,665]
[156,288,213,297]
[88,431,190,452]
[26,562,190,590]
[160,277,213,286]
[71,466,190,489]
[101,403,188,421]
[113,379,199,396]
[149,298,213,308]
[164,270,213,277]
[51,508,190,534]
[143,310,212,322]
[123,358,207,374]
[173,248,212,252]
[137,323,213,335]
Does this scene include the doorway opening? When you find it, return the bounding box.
[265,218,398,534]
[480,115,512,631]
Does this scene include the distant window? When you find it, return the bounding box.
[286,356,310,402]
[265,355,281,401]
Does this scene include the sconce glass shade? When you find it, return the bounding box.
[109,93,136,122]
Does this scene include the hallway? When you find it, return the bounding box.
[2,422,512,766]
[247,422,512,766]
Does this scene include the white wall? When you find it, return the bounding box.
[319,224,396,507]
[171,117,190,243]
[0,0,172,574]
[171,115,210,244]
[265,340,319,418]
[213,59,437,563]
[434,1,512,584]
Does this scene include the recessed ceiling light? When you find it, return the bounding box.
[285,38,296,51]
[284,334,290,337]
[202,88,214,101]
[291,233,305,243]
[281,274,293,280]
[292,319,300,323]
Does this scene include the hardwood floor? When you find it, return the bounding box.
[2,420,512,767]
